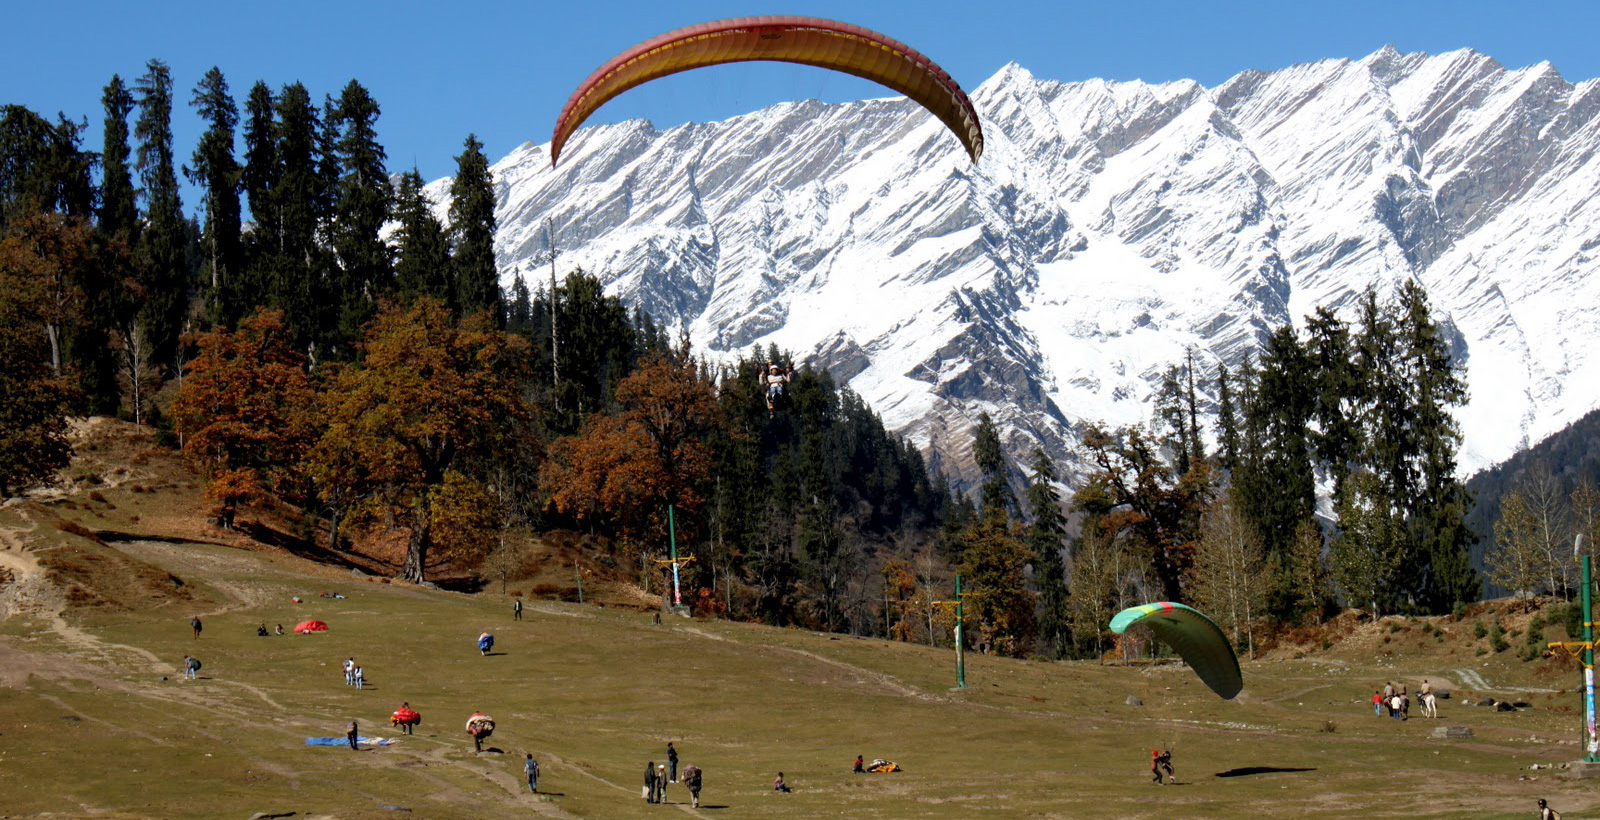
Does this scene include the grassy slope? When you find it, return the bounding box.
[0,421,1594,820]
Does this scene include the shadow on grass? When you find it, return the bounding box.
[482,652,509,657]
[1214,767,1317,777]
[434,576,488,593]
[95,530,228,547]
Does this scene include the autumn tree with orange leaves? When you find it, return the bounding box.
[542,341,720,547]
[173,309,316,529]
[310,298,530,583]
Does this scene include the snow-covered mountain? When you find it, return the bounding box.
[443,46,1600,490]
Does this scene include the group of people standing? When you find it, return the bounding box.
[644,742,704,807]
[342,657,365,689]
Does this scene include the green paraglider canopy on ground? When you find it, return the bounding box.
[1110,601,1243,700]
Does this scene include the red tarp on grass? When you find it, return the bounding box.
[295,619,329,633]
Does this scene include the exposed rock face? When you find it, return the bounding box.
[439,46,1600,490]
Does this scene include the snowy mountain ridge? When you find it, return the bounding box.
[436,45,1600,489]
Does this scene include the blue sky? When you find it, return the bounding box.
[5,0,1598,196]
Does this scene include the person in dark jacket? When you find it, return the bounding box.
[667,742,679,782]
[644,761,658,803]
[346,720,360,750]
[523,753,540,793]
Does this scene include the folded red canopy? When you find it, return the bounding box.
[295,619,329,633]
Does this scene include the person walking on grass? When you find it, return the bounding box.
[347,719,359,750]
[1538,797,1561,820]
[353,664,365,690]
[513,597,523,621]
[191,616,202,639]
[682,764,702,808]
[524,753,540,793]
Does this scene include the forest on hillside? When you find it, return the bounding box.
[5,59,1575,662]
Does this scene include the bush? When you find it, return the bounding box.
[1490,620,1510,653]
[1319,719,1336,733]
[1563,601,1586,640]
[1473,620,1488,639]
[1452,601,1471,620]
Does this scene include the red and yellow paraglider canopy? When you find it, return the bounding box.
[551,15,984,165]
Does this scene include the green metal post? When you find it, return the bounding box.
[575,560,584,604]
[954,574,967,689]
[1584,550,1597,762]
[668,504,682,607]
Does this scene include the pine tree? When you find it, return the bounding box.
[326,80,392,352]
[1236,325,1316,616]
[449,134,500,325]
[973,412,1013,519]
[267,83,328,352]
[99,76,138,242]
[1397,280,1478,610]
[392,168,451,305]
[1305,306,1360,498]
[1214,362,1240,472]
[240,81,278,242]
[187,67,243,327]
[0,106,91,228]
[1026,447,1069,657]
[132,58,189,376]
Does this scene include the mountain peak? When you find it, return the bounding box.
[480,50,1600,488]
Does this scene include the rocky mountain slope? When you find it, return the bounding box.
[435,46,1600,488]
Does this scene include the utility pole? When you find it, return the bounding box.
[547,219,560,406]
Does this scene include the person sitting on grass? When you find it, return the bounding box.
[774,771,792,793]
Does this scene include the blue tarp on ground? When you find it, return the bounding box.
[305,736,395,746]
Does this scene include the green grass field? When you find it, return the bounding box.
[1,530,1593,820]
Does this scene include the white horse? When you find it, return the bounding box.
[1420,692,1438,718]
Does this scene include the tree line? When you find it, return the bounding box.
[1032,284,1482,659]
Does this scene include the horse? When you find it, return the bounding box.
[1420,691,1438,718]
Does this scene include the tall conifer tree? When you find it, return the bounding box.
[449,134,500,325]
[99,76,138,242]
[188,67,243,327]
[132,58,189,375]
[1026,447,1069,657]
[327,80,392,353]
[392,168,451,305]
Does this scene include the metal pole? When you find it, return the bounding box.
[1584,542,1597,762]
[669,504,682,607]
[954,574,967,689]
[575,560,584,604]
